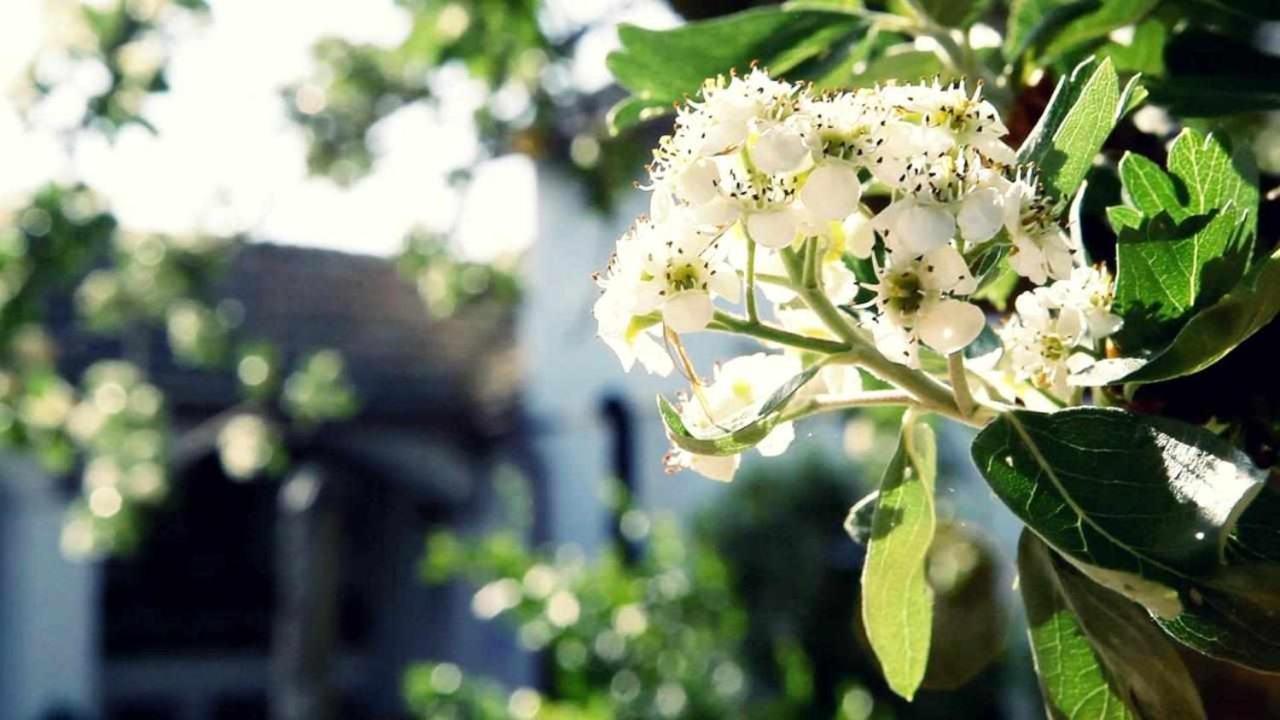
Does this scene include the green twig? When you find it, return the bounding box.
[709,311,850,355]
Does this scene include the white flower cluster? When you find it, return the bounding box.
[592,69,1118,481]
[995,266,1122,404]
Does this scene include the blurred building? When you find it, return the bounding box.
[0,242,537,720]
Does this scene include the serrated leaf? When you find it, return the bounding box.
[862,415,936,700]
[1077,248,1280,385]
[656,366,819,456]
[606,8,866,132]
[1113,129,1259,351]
[1018,532,1207,720]
[1016,57,1124,203]
[971,408,1266,587]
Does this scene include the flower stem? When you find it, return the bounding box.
[779,389,919,423]
[755,272,798,289]
[801,237,818,288]
[745,236,760,323]
[947,352,977,418]
[709,311,849,355]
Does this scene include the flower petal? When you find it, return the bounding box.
[756,421,795,457]
[957,187,1004,243]
[919,245,975,294]
[708,265,741,303]
[894,201,955,254]
[688,452,740,482]
[918,299,985,354]
[662,290,714,333]
[746,209,800,249]
[675,158,721,205]
[751,122,811,175]
[843,211,876,258]
[800,163,861,223]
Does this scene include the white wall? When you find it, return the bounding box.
[0,458,99,720]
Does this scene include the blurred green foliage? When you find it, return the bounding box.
[0,183,359,555]
[405,446,1024,720]
[288,0,650,211]
[398,232,522,318]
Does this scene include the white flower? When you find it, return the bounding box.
[1000,290,1092,400]
[745,207,801,249]
[956,186,1005,243]
[748,115,814,175]
[865,246,985,365]
[874,197,956,255]
[629,214,741,333]
[999,266,1119,400]
[838,209,876,259]
[798,161,862,225]
[593,290,673,376]
[593,228,674,375]
[666,450,740,482]
[1055,265,1122,338]
[666,353,804,482]
[1004,177,1076,284]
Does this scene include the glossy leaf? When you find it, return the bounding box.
[1111,129,1259,351]
[606,8,865,132]
[656,366,819,457]
[1154,584,1280,672]
[1016,57,1131,203]
[971,408,1266,589]
[862,416,936,701]
[1019,532,1207,720]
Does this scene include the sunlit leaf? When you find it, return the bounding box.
[606,8,866,132]
[971,408,1266,590]
[1112,129,1259,352]
[1016,57,1132,204]
[1073,248,1280,386]
[862,415,936,700]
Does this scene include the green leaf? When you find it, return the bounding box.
[1113,129,1259,351]
[1016,57,1128,203]
[1077,247,1280,385]
[893,0,992,28]
[843,489,878,544]
[1154,584,1280,673]
[1149,27,1280,117]
[1018,532,1207,720]
[1038,0,1160,64]
[606,8,865,132]
[656,366,819,456]
[847,49,948,88]
[1098,18,1165,75]
[971,408,1266,589]
[1004,0,1087,62]
[862,415,936,701]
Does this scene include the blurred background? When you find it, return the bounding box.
[0,1,1048,719]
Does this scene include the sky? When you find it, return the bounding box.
[0,0,677,259]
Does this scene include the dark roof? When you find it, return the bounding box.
[55,243,521,432]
